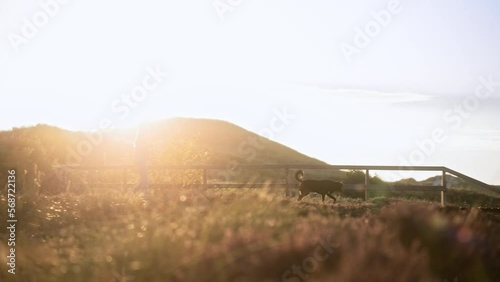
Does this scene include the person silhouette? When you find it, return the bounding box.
[131,124,149,196]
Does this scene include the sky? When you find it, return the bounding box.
[1,0,500,184]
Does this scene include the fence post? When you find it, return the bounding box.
[441,170,447,207]
[63,169,71,192]
[203,168,208,190]
[365,169,369,201]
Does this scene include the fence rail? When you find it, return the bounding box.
[54,164,500,207]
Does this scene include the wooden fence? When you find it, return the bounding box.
[55,164,499,207]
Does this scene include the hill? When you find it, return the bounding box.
[0,118,330,192]
[142,118,326,166]
[0,118,325,166]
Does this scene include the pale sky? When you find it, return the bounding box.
[1,0,500,184]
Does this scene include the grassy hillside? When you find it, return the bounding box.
[146,118,326,166]
[94,118,327,167]
[0,118,325,167]
[0,119,331,193]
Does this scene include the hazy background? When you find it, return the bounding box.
[1,0,499,183]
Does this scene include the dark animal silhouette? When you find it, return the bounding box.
[295,170,343,203]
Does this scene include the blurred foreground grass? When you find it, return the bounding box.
[1,188,499,282]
